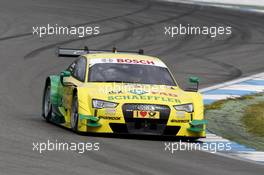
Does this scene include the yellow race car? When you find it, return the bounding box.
[42,47,207,139]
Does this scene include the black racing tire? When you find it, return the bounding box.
[42,82,52,122]
[70,94,79,132]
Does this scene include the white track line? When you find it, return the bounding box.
[235,152,264,162]
[221,84,264,92]
[202,94,240,100]
[200,72,264,92]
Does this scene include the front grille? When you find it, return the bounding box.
[120,103,171,135]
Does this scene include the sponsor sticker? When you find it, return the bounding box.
[117,58,155,65]
[90,58,167,67]
[108,95,181,103]
[171,119,190,123]
[151,91,178,97]
[99,116,120,120]
[108,90,123,94]
[133,110,160,119]
[129,89,148,95]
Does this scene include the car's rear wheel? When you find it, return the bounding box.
[70,95,79,132]
[42,83,52,122]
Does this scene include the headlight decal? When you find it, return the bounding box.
[92,99,118,109]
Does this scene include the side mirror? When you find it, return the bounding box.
[60,70,71,86]
[187,76,199,92]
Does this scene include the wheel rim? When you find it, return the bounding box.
[44,86,51,117]
[71,98,78,129]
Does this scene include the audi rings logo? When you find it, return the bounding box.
[137,105,155,111]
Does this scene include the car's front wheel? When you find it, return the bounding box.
[42,83,52,122]
[70,95,79,132]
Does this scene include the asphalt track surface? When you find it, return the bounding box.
[0,0,264,174]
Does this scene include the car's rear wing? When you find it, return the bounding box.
[57,46,144,57]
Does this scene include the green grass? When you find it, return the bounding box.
[242,102,264,137]
[205,92,264,151]
[205,94,255,110]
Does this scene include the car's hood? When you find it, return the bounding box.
[81,83,193,105]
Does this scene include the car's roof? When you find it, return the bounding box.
[82,52,160,61]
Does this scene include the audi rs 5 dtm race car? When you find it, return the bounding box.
[42,47,207,139]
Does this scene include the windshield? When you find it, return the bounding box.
[88,63,176,86]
